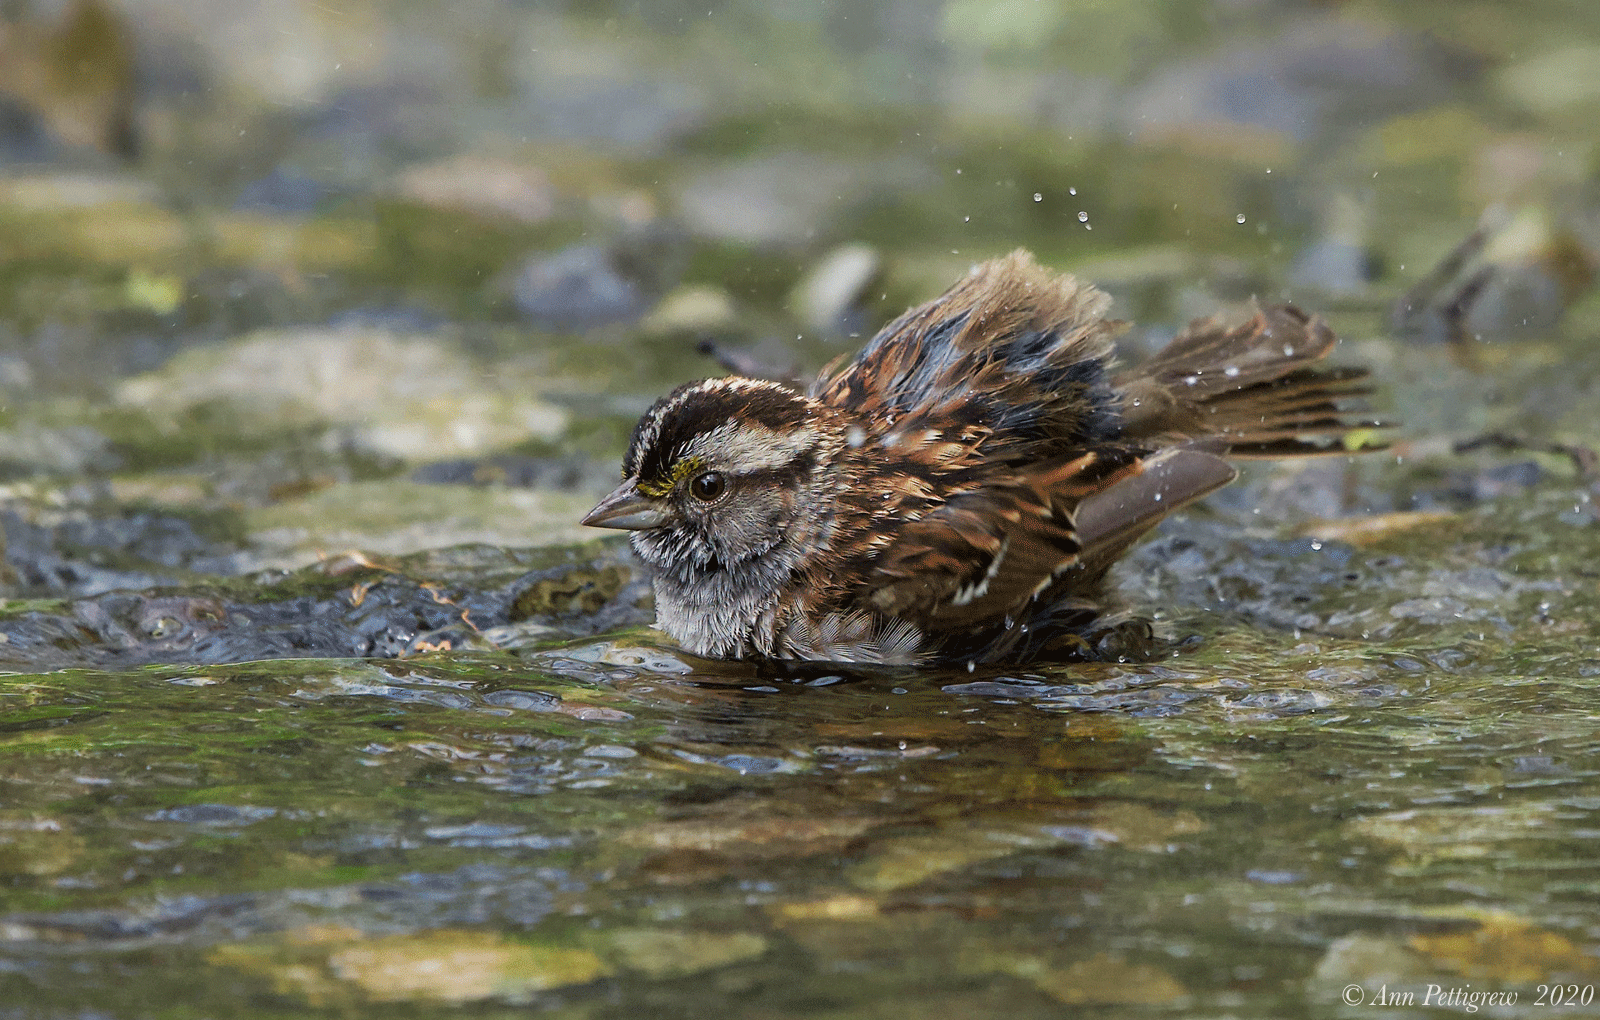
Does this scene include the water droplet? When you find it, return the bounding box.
[1033,193,1043,202]
[1069,187,1077,195]
[1077,211,1088,222]
[1153,492,1162,502]
[1183,374,1199,386]
[963,215,970,222]
[1224,365,1241,378]
[1282,344,1295,357]
[1236,214,1247,224]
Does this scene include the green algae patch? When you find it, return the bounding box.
[511,563,632,620]
[1000,951,1190,1007]
[365,199,584,303]
[0,188,375,277]
[600,928,768,979]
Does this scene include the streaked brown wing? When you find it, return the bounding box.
[1070,446,1237,575]
[863,452,1108,628]
[865,447,1238,629]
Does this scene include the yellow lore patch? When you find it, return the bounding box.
[636,455,705,498]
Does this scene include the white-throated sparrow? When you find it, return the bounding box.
[583,250,1384,665]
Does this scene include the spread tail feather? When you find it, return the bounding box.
[1115,304,1390,457]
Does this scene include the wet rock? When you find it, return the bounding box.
[232,168,335,214]
[770,895,880,923]
[638,285,738,338]
[6,890,259,944]
[0,171,159,211]
[509,242,651,328]
[243,479,596,569]
[508,224,686,330]
[790,242,882,335]
[1288,195,1380,296]
[115,326,568,462]
[508,20,709,150]
[1006,952,1188,1007]
[0,542,648,670]
[1310,934,1437,989]
[619,813,877,860]
[147,804,277,826]
[119,0,374,109]
[941,0,1071,56]
[1124,17,1482,147]
[509,562,634,623]
[947,63,1117,138]
[0,422,117,477]
[846,829,1022,892]
[1463,256,1596,341]
[845,804,1201,893]
[411,454,613,493]
[392,155,555,225]
[1496,45,1600,117]
[1348,804,1560,859]
[1,500,247,596]
[1288,238,1380,297]
[1467,136,1574,206]
[1050,802,1205,851]
[676,154,929,246]
[0,0,139,158]
[0,817,83,878]
[602,928,767,979]
[526,641,692,679]
[324,930,608,1003]
[1297,511,1458,548]
[1408,913,1598,982]
[0,96,59,165]
[1392,208,1598,342]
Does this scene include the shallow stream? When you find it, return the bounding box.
[2,0,1600,1015]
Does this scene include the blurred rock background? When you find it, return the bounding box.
[0,0,1597,594]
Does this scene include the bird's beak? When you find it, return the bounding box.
[581,477,669,530]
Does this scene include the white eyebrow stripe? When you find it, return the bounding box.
[683,420,822,473]
[632,377,806,475]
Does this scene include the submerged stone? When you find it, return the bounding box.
[324,931,609,1003]
[602,928,768,979]
[115,326,568,462]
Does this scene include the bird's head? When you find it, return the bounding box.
[582,378,842,578]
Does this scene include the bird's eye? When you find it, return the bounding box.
[688,471,726,502]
